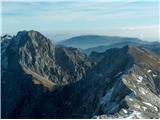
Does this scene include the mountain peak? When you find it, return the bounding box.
[2,30,92,91]
[16,30,48,42]
[1,34,12,42]
[17,30,40,35]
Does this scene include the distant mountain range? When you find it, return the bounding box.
[58,35,147,49]
[58,35,160,55]
[84,41,160,55]
[1,31,160,119]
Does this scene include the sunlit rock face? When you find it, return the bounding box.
[1,30,93,118]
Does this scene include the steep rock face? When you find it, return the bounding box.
[1,34,13,74]
[14,31,58,90]
[1,32,46,118]
[17,31,92,86]
[55,47,92,84]
[88,47,134,115]
[1,30,92,118]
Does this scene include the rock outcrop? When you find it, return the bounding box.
[93,46,160,119]
[1,30,92,118]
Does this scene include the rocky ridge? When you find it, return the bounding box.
[93,46,160,118]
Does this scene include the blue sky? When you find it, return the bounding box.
[1,0,160,41]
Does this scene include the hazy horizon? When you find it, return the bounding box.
[1,0,160,42]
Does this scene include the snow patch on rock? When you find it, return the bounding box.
[143,102,153,107]
[125,111,143,119]
[100,88,113,105]
[122,109,128,114]
[115,72,122,77]
[153,74,157,78]
[143,102,158,112]
[134,103,140,109]
[137,75,143,82]
[139,87,147,95]
[142,106,147,111]
[147,69,152,73]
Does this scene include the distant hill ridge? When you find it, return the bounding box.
[58,35,146,49]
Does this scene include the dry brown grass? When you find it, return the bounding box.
[129,45,160,70]
[22,66,55,91]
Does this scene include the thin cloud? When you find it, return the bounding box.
[1,1,159,41]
